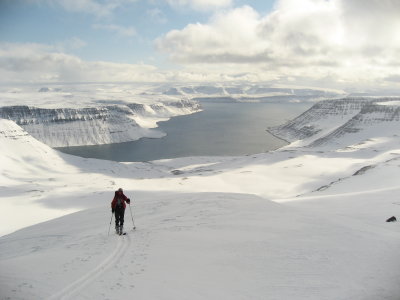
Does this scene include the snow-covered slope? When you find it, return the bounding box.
[0,100,200,147]
[269,98,369,142]
[269,97,400,148]
[2,191,399,300]
[0,119,105,232]
[1,96,400,299]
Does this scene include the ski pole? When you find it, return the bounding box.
[108,212,113,236]
[128,203,136,230]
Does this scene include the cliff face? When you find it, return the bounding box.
[0,99,200,147]
[269,97,400,148]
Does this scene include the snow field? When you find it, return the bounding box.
[2,96,400,299]
[1,191,399,299]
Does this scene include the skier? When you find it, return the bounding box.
[111,188,131,235]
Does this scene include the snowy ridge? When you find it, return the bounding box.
[269,97,400,148]
[159,84,345,102]
[310,99,400,147]
[160,84,343,97]
[0,99,200,147]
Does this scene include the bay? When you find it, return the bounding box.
[57,101,311,162]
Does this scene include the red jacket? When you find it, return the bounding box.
[111,191,129,209]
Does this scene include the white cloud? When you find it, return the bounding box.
[156,6,265,63]
[42,0,117,17]
[55,37,88,52]
[0,42,277,84]
[156,0,400,89]
[0,43,160,83]
[35,0,138,17]
[4,0,400,89]
[92,24,137,37]
[165,0,232,11]
[147,8,168,24]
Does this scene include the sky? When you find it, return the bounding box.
[1,0,400,91]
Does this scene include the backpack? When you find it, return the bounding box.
[116,196,124,208]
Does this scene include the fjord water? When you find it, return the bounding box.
[58,101,311,162]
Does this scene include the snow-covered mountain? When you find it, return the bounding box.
[0,83,201,147]
[269,97,400,148]
[0,82,345,147]
[1,96,400,299]
[0,99,200,147]
[159,83,345,102]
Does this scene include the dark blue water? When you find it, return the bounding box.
[58,101,310,162]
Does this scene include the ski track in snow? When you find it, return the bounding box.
[47,234,131,300]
